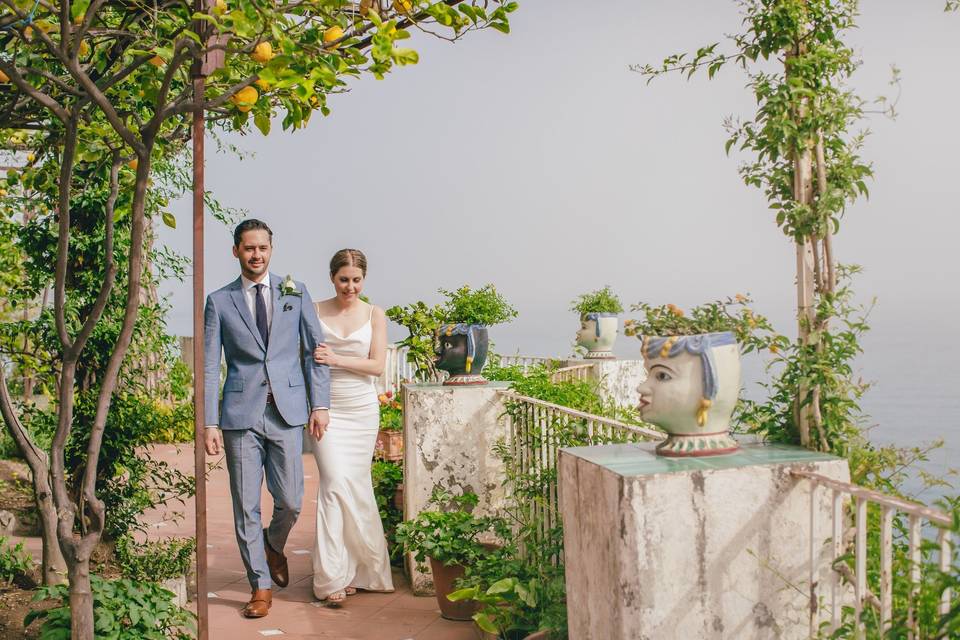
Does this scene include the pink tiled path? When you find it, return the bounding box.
[147,444,479,640]
[8,444,473,639]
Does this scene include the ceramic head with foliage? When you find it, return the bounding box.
[434,284,516,385]
[638,332,740,456]
[571,286,623,359]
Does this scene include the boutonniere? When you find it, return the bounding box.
[279,275,302,298]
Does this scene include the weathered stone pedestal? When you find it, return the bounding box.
[563,358,646,408]
[559,442,849,640]
[402,382,510,595]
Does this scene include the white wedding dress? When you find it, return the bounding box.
[311,307,394,599]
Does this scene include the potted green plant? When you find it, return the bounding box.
[114,535,196,607]
[395,488,507,620]
[375,390,404,462]
[448,574,567,640]
[624,295,775,457]
[570,286,623,359]
[435,284,517,385]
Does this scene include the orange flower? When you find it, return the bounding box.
[378,394,388,404]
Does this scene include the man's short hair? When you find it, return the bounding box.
[233,219,273,246]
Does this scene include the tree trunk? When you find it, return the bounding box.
[67,560,94,639]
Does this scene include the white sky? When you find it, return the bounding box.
[158,1,960,463]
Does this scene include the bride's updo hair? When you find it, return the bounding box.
[330,249,367,277]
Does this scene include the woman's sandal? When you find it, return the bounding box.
[325,590,347,605]
[345,587,357,596]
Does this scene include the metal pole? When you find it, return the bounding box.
[191,33,209,640]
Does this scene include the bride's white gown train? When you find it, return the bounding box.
[311,308,394,599]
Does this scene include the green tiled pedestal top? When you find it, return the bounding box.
[561,442,840,477]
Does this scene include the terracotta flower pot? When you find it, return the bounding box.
[375,429,403,462]
[393,483,404,511]
[429,557,478,621]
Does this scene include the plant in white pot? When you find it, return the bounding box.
[570,286,623,359]
[625,296,776,457]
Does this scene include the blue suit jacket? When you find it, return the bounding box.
[203,273,331,429]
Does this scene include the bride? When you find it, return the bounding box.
[310,248,394,603]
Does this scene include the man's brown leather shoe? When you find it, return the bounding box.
[242,589,272,618]
[264,533,289,588]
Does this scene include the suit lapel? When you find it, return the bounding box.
[230,279,266,352]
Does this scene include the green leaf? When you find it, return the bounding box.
[254,112,271,136]
[474,612,499,634]
[161,212,176,228]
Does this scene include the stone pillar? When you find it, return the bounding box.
[402,382,511,595]
[563,358,646,409]
[559,442,850,640]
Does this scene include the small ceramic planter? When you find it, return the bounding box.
[436,324,490,385]
[576,313,618,359]
[430,557,478,620]
[375,429,403,462]
[638,331,740,457]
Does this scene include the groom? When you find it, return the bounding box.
[203,218,330,618]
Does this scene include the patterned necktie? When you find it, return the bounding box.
[254,283,269,349]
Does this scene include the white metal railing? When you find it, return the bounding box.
[497,354,553,371]
[548,363,595,384]
[792,469,955,637]
[498,390,664,561]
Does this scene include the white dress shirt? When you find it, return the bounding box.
[241,272,272,332]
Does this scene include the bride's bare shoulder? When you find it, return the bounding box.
[314,298,337,314]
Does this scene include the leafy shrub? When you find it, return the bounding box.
[439,284,517,326]
[395,488,508,571]
[26,575,196,639]
[624,295,776,352]
[377,391,402,432]
[385,301,446,381]
[371,460,404,564]
[570,285,623,316]
[116,536,195,583]
[0,536,32,585]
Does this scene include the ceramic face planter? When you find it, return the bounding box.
[575,313,618,359]
[637,331,740,457]
[435,323,490,385]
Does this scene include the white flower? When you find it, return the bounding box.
[280,275,302,297]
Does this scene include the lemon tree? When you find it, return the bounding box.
[0,0,517,637]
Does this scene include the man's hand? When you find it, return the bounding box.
[308,409,330,440]
[205,427,224,456]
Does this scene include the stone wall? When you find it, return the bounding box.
[563,358,646,409]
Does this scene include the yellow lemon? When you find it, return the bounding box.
[323,26,344,48]
[26,153,35,163]
[251,42,274,63]
[149,56,165,67]
[393,0,412,13]
[127,158,139,171]
[254,78,270,91]
[0,188,7,197]
[79,40,90,56]
[230,85,259,112]
[213,0,227,15]
[0,70,9,83]
[23,26,33,41]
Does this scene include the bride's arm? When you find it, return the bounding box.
[313,306,387,377]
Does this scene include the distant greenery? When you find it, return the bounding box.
[570,286,623,317]
[439,284,518,326]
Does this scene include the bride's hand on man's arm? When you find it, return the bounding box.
[314,343,338,366]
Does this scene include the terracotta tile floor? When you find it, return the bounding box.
[13,444,477,640]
